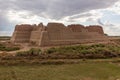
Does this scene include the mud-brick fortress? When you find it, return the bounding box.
[11,23,108,46]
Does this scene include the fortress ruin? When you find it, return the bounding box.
[11,23,108,46]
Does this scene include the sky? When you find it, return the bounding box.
[0,0,120,36]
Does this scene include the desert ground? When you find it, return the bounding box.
[0,36,120,80]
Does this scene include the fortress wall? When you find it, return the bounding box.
[47,23,65,40]
[68,24,85,32]
[11,31,17,43]
[47,23,74,41]
[30,23,44,44]
[86,25,104,34]
[30,31,41,43]
[11,25,33,43]
[60,27,75,40]
[68,24,90,39]
[15,25,33,31]
[11,31,31,43]
[74,32,107,40]
[39,31,50,46]
[72,32,91,39]
[41,23,107,46]
[71,32,103,40]
[11,22,108,46]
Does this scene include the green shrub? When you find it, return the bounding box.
[44,44,120,59]
[45,47,57,54]
[0,43,20,51]
[29,48,42,55]
[15,44,120,59]
[5,47,20,51]
[90,44,105,48]
[16,48,42,56]
[0,46,20,51]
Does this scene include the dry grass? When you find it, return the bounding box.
[0,61,120,80]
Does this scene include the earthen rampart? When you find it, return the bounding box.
[11,22,108,46]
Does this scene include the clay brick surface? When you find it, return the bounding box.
[11,22,108,46]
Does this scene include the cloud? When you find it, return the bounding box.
[6,10,50,25]
[0,12,11,31]
[97,19,115,26]
[103,25,120,36]
[97,19,120,36]
[0,0,119,36]
[106,0,120,15]
[0,0,118,19]
[60,10,103,24]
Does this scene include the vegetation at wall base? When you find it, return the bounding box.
[15,44,120,59]
[16,48,42,57]
[0,44,20,51]
[0,36,11,40]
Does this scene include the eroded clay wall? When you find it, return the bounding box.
[68,24,85,32]
[38,23,107,46]
[30,23,44,44]
[68,24,89,39]
[39,31,50,46]
[11,25,33,43]
[86,25,104,34]
[47,23,74,41]
[11,22,108,46]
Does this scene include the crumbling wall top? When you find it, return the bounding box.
[86,25,104,34]
[15,24,33,31]
[68,24,85,32]
[47,23,65,27]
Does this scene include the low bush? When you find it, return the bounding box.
[0,44,20,51]
[15,44,120,59]
[16,48,42,57]
[45,44,120,59]
[45,47,57,54]
[90,44,105,48]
